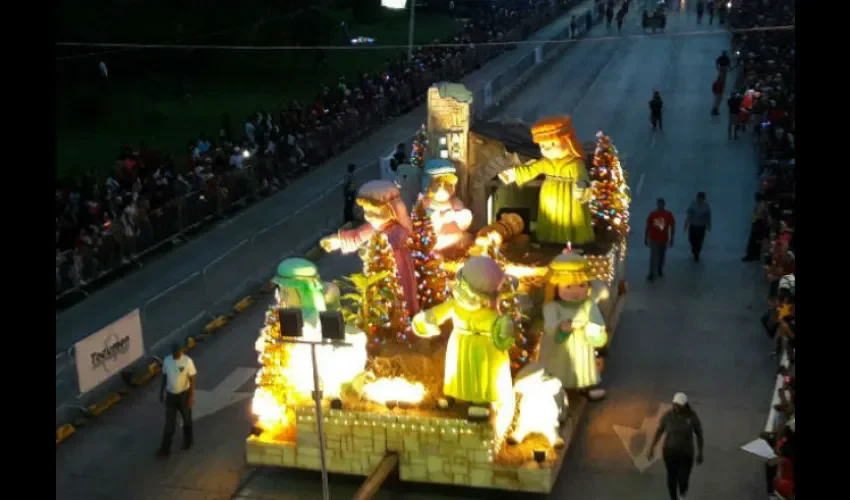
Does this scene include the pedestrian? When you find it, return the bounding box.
[645,198,675,282]
[715,50,731,82]
[343,163,358,223]
[647,393,705,500]
[696,1,704,23]
[570,15,578,39]
[685,192,711,262]
[710,78,723,116]
[616,7,626,32]
[157,344,197,458]
[649,90,664,131]
[606,3,614,29]
[727,91,743,139]
[585,9,593,32]
[707,0,715,24]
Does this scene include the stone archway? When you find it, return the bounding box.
[465,132,527,232]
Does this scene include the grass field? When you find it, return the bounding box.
[56,8,458,181]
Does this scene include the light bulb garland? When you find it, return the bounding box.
[410,124,428,169]
[589,131,631,246]
[407,197,452,308]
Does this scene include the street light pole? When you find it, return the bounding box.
[407,0,416,59]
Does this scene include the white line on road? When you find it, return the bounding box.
[636,172,645,196]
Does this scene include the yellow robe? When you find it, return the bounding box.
[513,156,595,244]
[413,299,514,404]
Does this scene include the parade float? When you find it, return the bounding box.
[246,83,630,494]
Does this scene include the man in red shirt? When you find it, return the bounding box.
[646,198,675,282]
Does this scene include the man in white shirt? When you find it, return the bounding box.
[157,344,197,457]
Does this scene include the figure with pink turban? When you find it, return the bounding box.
[320,180,419,316]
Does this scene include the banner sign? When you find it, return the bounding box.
[75,309,144,394]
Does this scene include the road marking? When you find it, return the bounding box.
[636,172,645,196]
[193,367,255,421]
[613,402,672,472]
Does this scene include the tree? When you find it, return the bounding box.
[407,198,451,309]
[410,124,428,169]
[338,232,412,353]
[589,131,631,246]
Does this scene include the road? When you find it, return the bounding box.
[55,8,777,500]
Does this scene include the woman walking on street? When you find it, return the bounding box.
[648,393,705,500]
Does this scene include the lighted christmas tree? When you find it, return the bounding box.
[407,197,451,309]
[410,124,428,169]
[589,131,631,246]
[357,232,413,348]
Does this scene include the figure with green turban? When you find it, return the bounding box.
[272,258,343,341]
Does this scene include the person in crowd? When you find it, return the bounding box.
[707,0,715,24]
[727,91,743,139]
[56,2,579,299]
[157,344,197,458]
[647,393,705,500]
[684,192,711,262]
[616,5,626,33]
[570,15,578,39]
[605,3,614,29]
[649,90,664,132]
[696,1,705,23]
[645,198,675,282]
[742,191,769,261]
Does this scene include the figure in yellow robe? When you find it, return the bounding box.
[412,257,515,416]
[499,116,595,245]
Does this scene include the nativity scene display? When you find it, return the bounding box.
[246,83,631,494]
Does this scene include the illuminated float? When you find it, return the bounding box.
[246,83,630,493]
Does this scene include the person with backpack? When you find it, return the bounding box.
[647,393,705,500]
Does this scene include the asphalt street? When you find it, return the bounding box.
[55,6,777,500]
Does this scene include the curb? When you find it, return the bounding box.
[55,220,356,447]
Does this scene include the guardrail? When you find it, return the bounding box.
[55,0,603,428]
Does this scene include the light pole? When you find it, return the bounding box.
[382,0,415,59]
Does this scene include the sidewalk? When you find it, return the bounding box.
[55,0,598,354]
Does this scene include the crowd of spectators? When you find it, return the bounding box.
[56,0,591,300]
[729,1,795,498]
